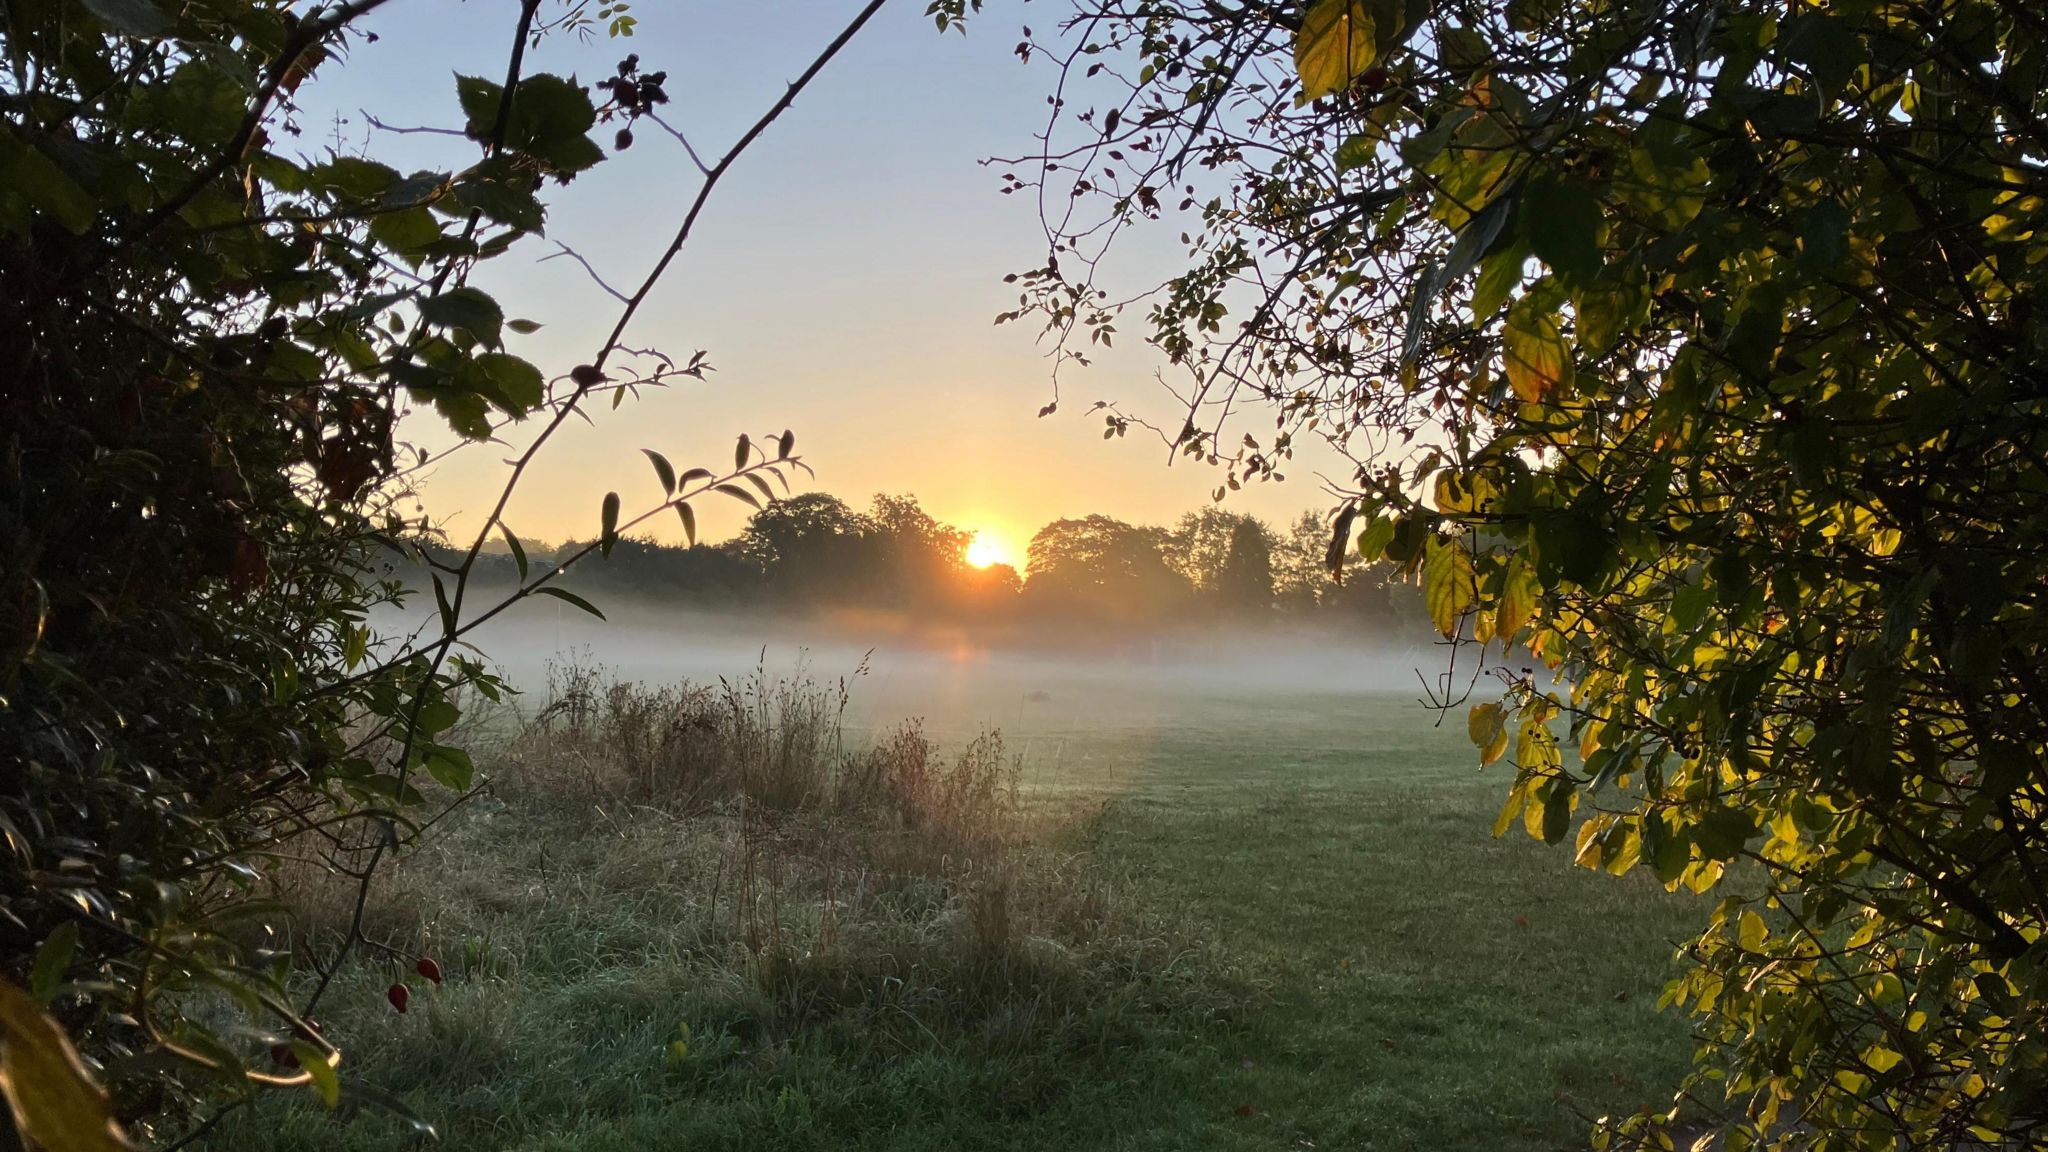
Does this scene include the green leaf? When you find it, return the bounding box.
[417,288,504,348]
[1471,240,1527,323]
[1334,133,1378,173]
[1540,778,1574,845]
[642,449,676,496]
[0,131,96,235]
[292,1044,340,1108]
[1521,176,1603,282]
[474,352,543,413]
[1692,809,1755,863]
[30,924,78,1004]
[1294,0,1376,104]
[533,585,606,620]
[414,698,459,736]
[600,492,621,557]
[420,744,474,791]
[1798,200,1851,271]
[368,206,442,258]
[79,0,169,36]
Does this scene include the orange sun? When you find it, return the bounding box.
[964,531,1014,569]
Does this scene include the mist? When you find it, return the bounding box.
[377,594,1457,750]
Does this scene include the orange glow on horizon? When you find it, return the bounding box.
[964,530,1015,570]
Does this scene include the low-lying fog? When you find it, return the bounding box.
[372,595,1476,761]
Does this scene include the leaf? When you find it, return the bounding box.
[368,206,442,258]
[1503,294,1573,401]
[678,467,715,487]
[714,483,761,510]
[291,1044,340,1109]
[1423,534,1476,637]
[1402,192,1510,364]
[30,924,77,1004]
[1738,910,1767,951]
[474,353,543,413]
[1294,0,1376,104]
[417,287,504,348]
[1325,504,1358,579]
[735,435,751,471]
[600,492,621,557]
[642,449,677,496]
[499,524,528,580]
[507,318,544,334]
[533,586,606,620]
[1521,176,1603,281]
[79,0,169,36]
[0,132,96,235]
[1334,133,1377,173]
[1798,200,1851,271]
[1468,702,1509,766]
[1496,555,1536,643]
[420,744,474,791]
[777,429,795,460]
[0,979,134,1152]
[414,698,459,736]
[675,501,696,546]
[1471,239,1528,323]
[1541,778,1575,845]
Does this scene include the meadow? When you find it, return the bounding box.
[204,641,1703,1151]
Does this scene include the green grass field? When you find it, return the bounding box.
[204,681,1703,1151]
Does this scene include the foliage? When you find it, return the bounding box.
[427,491,1414,635]
[1008,0,2048,1147]
[0,0,893,1142]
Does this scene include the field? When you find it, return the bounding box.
[203,644,1703,1151]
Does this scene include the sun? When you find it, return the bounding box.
[964,530,1014,569]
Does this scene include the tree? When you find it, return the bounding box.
[1025,515,1190,623]
[1010,1,2048,1148]
[0,0,930,1141]
[1215,516,1275,617]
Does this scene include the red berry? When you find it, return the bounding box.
[387,983,410,1013]
[416,957,442,985]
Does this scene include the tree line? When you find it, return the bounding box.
[419,491,1422,633]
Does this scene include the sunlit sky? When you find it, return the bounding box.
[315,1,1346,566]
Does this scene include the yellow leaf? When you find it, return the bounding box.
[1423,534,1476,637]
[1294,0,1376,104]
[1468,701,1509,765]
[1861,1044,1903,1074]
[1496,556,1536,643]
[1504,296,1574,401]
[1739,910,1767,951]
[0,979,134,1152]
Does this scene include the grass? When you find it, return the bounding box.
[202,666,1702,1152]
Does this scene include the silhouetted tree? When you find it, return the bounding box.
[1215,517,1275,616]
[1025,515,1190,623]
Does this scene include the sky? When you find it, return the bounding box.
[312,0,1345,570]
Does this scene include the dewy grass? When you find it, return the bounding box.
[211,670,1700,1152]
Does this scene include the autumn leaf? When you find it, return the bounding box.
[0,979,133,1152]
[1294,0,1375,104]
